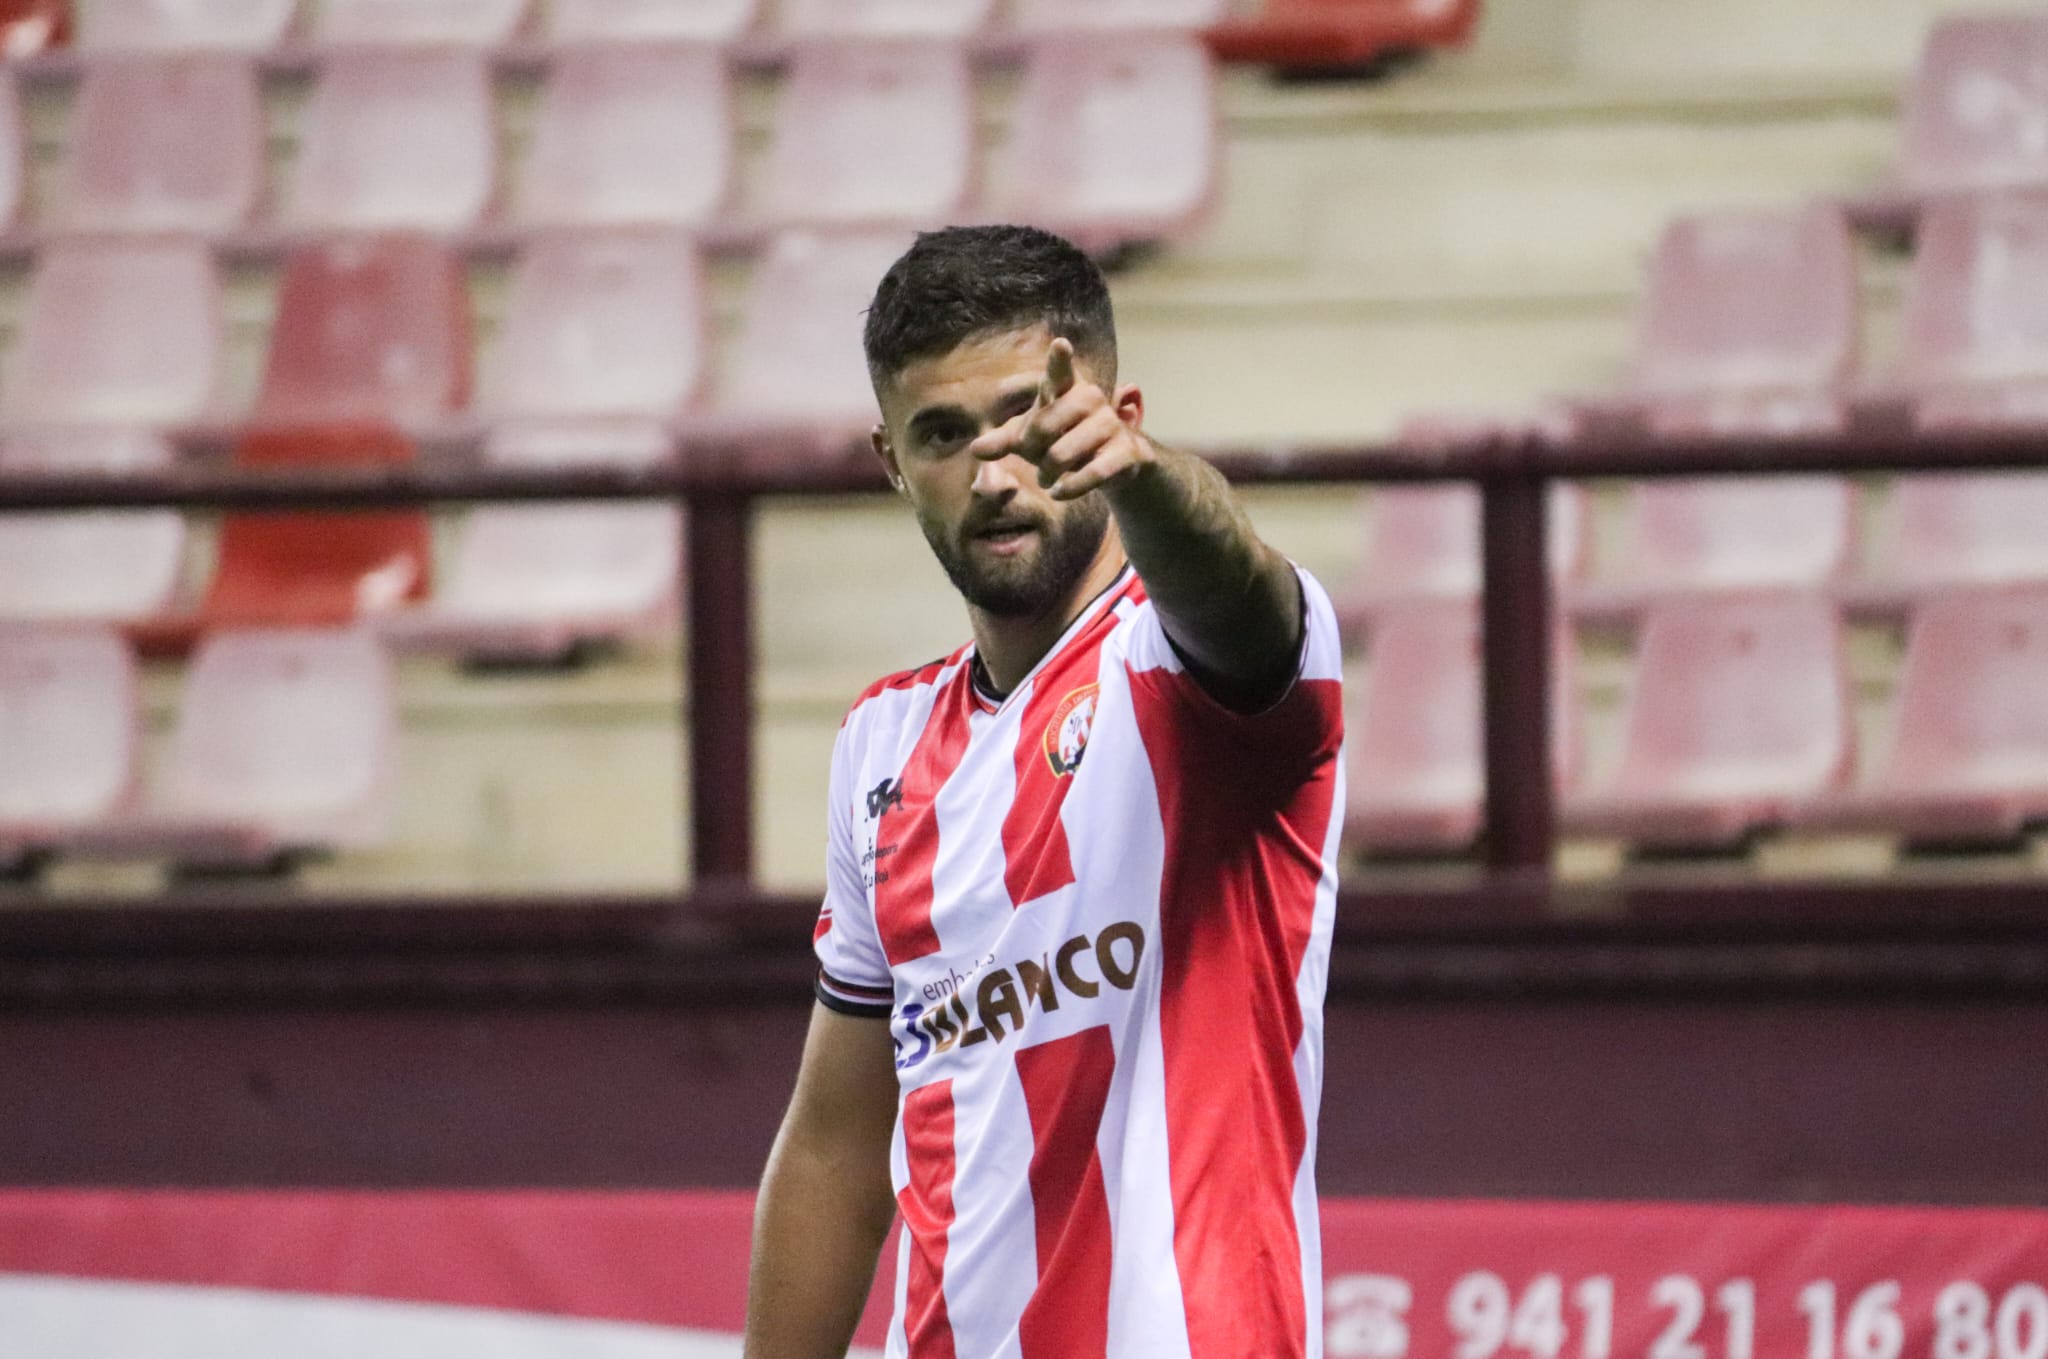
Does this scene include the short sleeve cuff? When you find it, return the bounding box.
[815,968,894,1019]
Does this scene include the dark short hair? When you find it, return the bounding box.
[864,225,1117,390]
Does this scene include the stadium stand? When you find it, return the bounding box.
[1011,0,1227,35]
[1568,595,1854,849]
[1895,194,2048,428]
[761,41,975,230]
[777,0,996,40]
[0,240,220,624]
[1345,603,1580,854]
[516,44,733,231]
[0,625,136,871]
[1610,476,1856,603]
[77,0,296,52]
[0,0,67,56]
[1340,483,1586,621]
[1868,472,2048,601]
[286,49,498,233]
[1207,0,1479,69]
[311,0,529,47]
[54,56,264,234]
[543,0,758,44]
[0,68,22,228]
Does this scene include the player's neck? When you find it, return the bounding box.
[968,531,1129,696]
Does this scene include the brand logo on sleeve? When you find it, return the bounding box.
[1043,683,1100,778]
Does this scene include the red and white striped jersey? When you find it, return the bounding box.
[813,563,1346,1359]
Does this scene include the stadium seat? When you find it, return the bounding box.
[68,627,398,866]
[545,0,756,42]
[173,237,467,634]
[1896,197,2048,427]
[1888,13,2048,206]
[0,71,24,230]
[0,440,186,624]
[1567,595,1853,848]
[1011,0,1225,34]
[1874,473,2048,598]
[719,230,913,452]
[288,50,497,232]
[1804,592,2048,843]
[995,36,1217,249]
[79,0,295,51]
[1625,206,1859,436]
[778,0,994,39]
[1344,605,1580,855]
[0,0,68,56]
[0,626,137,862]
[312,0,527,45]
[54,56,264,234]
[1207,0,1479,70]
[1605,477,1856,602]
[761,41,974,229]
[517,45,731,231]
[1343,484,1587,619]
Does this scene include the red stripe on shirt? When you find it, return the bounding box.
[1015,1025,1117,1359]
[1129,665,1343,1359]
[875,670,977,966]
[899,1080,961,1359]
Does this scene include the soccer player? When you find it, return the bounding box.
[744,226,1345,1359]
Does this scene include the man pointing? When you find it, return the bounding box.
[746,225,1346,1358]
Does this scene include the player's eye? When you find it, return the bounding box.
[920,422,973,453]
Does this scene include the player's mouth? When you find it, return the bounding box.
[970,520,1040,556]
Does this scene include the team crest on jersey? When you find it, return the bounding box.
[1043,683,1100,778]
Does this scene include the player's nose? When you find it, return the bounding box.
[970,449,1028,499]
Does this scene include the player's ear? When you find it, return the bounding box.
[1113,383,1144,430]
[872,425,908,496]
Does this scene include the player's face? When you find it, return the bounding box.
[874,325,1113,619]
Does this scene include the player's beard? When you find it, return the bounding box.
[924,496,1112,619]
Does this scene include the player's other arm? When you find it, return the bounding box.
[744,1002,899,1359]
[973,338,1303,709]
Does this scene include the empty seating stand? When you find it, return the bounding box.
[544,0,757,42]
[55,57,264,235]
[1012,0,1226,34]
[778,0,995,39]
[1801,592,2048,845]
[0,626,137,872]
[1567,595,1854,850]
[762,41,974,229]
[1896,196,2048,427]
[78,0,296,52]
[312,0,528,46]
[517,45,732,231]
[0,240,222,624]
[1340,483,1587,624]
[1208,0,1479,72]
[1867,473,2048,603]
[1344,604,1580,855]
[288,49,497,233]
[64,627,400,871]
[996,36,1218,252]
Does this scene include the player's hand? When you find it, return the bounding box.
[968,338,1153,502]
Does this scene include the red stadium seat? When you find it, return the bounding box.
[1896,196,2048,428]
[54,57,264,234]
[545,0,756,42]
[1806,592,2048,843]
[996,35,1217,249]
[312,0,527,45]
[1207,0,1478,70]
[79,0,295,51]
[1876,472,2048,597]
[0,0,69,57]
[1626,206,1859,437]
[762,41,974,229]
[0,626,137,861]
[719,230,912,453]
[288,49,497,232]
[1342,484,1587,618]
[517,45,732,231]
[172,237,469,636]
[1607,477,1856,601]
[1568,595,1854,848]
[779,0,994,39]
[1344,604,1580,855]
[1011,0,1225,34]
[1892,13,2048,204]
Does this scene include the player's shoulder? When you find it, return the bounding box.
[841,642,973,732]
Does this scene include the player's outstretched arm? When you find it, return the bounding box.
[744,1002,900,1359]
[969,337,1303,708]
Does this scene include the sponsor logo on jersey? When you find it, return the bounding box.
[893,920,1145,1071]
[1043,683,1100,778]
[866,777,904,819]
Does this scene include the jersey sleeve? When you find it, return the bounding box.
[812,718,895,1019]
[1122,563,1345,780]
